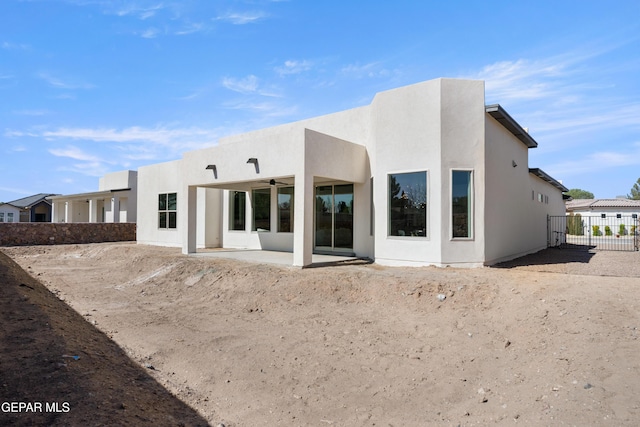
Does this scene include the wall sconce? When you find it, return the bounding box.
[269,179,276,186]
[512,160,518,168]
[247,157,259,173]
[206,164,217,179]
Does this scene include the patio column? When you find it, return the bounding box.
[182,185,198,255]
[64,201,73,223]
[110,196,120,223]
[293,173,314,267]
[88,198,98,223]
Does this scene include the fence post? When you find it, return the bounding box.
[588,216,591,247]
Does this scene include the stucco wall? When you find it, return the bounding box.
[373,78,486,267]
[137,160,183,247]
[484,114,566,264]
[0,223,136,246]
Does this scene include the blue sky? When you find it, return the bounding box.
[1,0,639,202]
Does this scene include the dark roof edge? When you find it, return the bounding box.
[529,168,569,192]
[486,104,538,148]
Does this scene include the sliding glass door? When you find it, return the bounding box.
[315,184,353,252]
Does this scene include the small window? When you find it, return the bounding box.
[388,171,427,237]
[0,212,4,222]
[616,213,622,219]
[601,214,606,219]
[538,193,543,203]
[633,214,638,219]
[252,188,271,231]
[230,191,246,231]
[7,212,14,223]
[452,170,473,239]
[158,193,177,229]
[277,187,294,232]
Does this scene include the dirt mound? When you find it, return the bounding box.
[0,250,209,426]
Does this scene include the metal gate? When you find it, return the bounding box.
[548,214,639,251]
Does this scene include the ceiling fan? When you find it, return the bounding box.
[260,179,289,186]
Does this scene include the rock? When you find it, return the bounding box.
[437,294,446,302]
[144,364,156,370]
[584,383,593,389]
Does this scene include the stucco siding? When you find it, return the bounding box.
[137,160,182,247]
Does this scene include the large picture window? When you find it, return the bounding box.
[7,213,13,223]
[158,193,177,229]
[452,170,472,238]
[388,171,427,237]
[230,191,246,231]
[252,188,271,231]
[277,187,294,232]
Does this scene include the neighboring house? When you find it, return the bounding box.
[1,194,57,222]
[0,202,21,223]
[48,170,138,223]
[136,78,567,267]
[566,198,640,233]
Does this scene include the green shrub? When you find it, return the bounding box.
[592,225,601,236]
[619,224,626,236]
[567,213,584,235]
[632,225,637,236]
[605,225,612,236]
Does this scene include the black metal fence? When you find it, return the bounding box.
[548,214,639,251]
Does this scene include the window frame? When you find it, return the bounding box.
[451,169,473,240]
[229,190,247,231]
[277,187,294,233]
[252,188,271,232]
[387,170,428,238]
[158,192,177,229]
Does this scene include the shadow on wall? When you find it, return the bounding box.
[0,252,211,427]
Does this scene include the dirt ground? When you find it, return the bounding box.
[1,243,639,426]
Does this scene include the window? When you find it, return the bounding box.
[252,188,271,231]
[388,171,427,237]
[452,170,472,238]
[7,212,14,223]
[158,193,177,229]
[230,191,246,231]
[601,214,606,219]
[277,187,294,232]
[0,212,4,222]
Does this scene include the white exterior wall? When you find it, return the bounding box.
[373,78,486,267]
[0,204,21,222]
[484,116,565,264]
[439,79,486,267]
[484,116,536,263]
[137,160,183,247]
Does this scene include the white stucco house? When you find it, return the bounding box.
[48,170,138,223]
[0,202,21,223]
[565,198,640,236]
[135,78,567,267]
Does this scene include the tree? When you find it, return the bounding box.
[628,178,640,200]
[565,188,594,199]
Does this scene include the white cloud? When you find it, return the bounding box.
[223,100,297,117]
[214,11,267,25]
[341,62,393,79]
[545,144,640,178]
[140,27,160,38]
[275,59,313,76]
[49,146,102,162]
[113,2,166,19]
[40,125,222,153]
[36,72,94,90]
[2,41,29,50]
[222,75,259,94]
